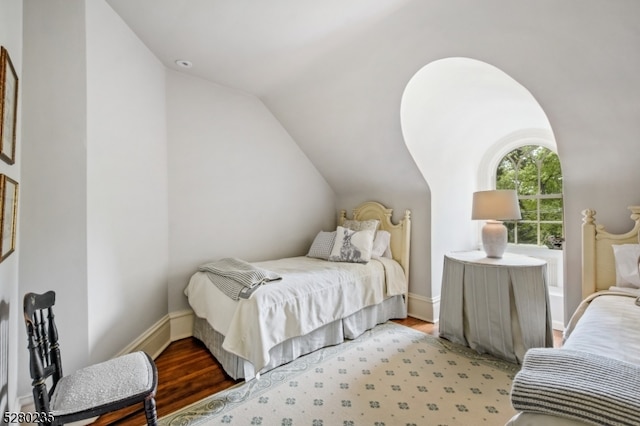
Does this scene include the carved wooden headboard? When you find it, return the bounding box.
[582,206,640,297]
[338,201,411,285]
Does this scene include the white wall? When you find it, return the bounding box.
[19,0,89,399]
[85,0,169,364]
[18,0,170,397]
[0,0,21,415]
[165,71,336,312]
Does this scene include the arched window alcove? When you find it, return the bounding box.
[400,57,564,329]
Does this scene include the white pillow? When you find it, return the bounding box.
[371,230,392,259]
[307,231,336,260]
[612,244,640,288]
[329,226,375,264]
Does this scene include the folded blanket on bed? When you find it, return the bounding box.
[199,257,282,300]
[511,347,640,426]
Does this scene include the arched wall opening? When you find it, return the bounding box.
[400,57,563,327]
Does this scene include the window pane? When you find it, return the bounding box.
[540,198,563,221]
[519,199,537,221]
[496,157,516,190]
[516,222,538,245]
[495,144,564,247]
[505,221,516,243]
[540,152,563,195]
[516,152,537,196]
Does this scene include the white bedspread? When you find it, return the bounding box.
[563,291,640,365]
[185,256,407,373]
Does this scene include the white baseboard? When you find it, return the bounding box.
[169,309,195,341]
[407,293,440,323]
[115,310,196,359]
[115,314,172,360]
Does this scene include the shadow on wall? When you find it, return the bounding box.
[0,300,8,426]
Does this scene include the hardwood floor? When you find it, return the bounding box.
[92,318,562,425]
[91,337,241,425]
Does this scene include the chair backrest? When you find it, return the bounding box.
[23,291,63,413]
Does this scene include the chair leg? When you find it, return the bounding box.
[144,395,158,426]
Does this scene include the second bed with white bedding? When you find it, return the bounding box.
[507,206,640,426]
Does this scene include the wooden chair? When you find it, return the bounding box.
[23,291,158,426]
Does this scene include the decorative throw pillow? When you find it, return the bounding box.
[612,244,640,288]
[371,230,392,259]
[329,226,375,264]
[307,231,336,260]
[341,219,379,232]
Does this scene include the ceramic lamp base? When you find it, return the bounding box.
[482,220,507,258]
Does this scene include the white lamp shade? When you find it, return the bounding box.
[471,190,522,221]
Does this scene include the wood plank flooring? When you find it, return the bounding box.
[91,318,562,425]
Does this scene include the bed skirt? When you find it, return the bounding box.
[193,294,407,380]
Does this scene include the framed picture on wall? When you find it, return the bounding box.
[0,46,18,165]
[0,175,18,262]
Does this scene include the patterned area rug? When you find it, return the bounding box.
[159,322,519,426]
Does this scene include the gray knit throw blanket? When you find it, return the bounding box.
[511,348,640,426]
[199,257,282,300]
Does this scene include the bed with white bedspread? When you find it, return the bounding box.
[185,201,411,381]
[507,206,640,426]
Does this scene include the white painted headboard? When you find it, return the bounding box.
[339,201,411,285]
[581,206,640,297]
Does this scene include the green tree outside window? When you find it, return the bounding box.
[496,145,564,247]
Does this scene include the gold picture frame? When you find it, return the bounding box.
[0,46,18,165]
[0,175,18,262]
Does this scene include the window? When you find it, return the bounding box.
[496,145,563,246]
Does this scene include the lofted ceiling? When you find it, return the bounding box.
[105,0,433,196]
[104,0,561,197]
[106,0,411,96]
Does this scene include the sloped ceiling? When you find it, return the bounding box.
[106,0,412,96]
[105,0,640,199]
[107,0,428,195]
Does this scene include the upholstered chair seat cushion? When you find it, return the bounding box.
[49,351,155,416]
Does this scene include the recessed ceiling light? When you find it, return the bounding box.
[175,60,193,68]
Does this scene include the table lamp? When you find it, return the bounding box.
[472,190,521,258]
